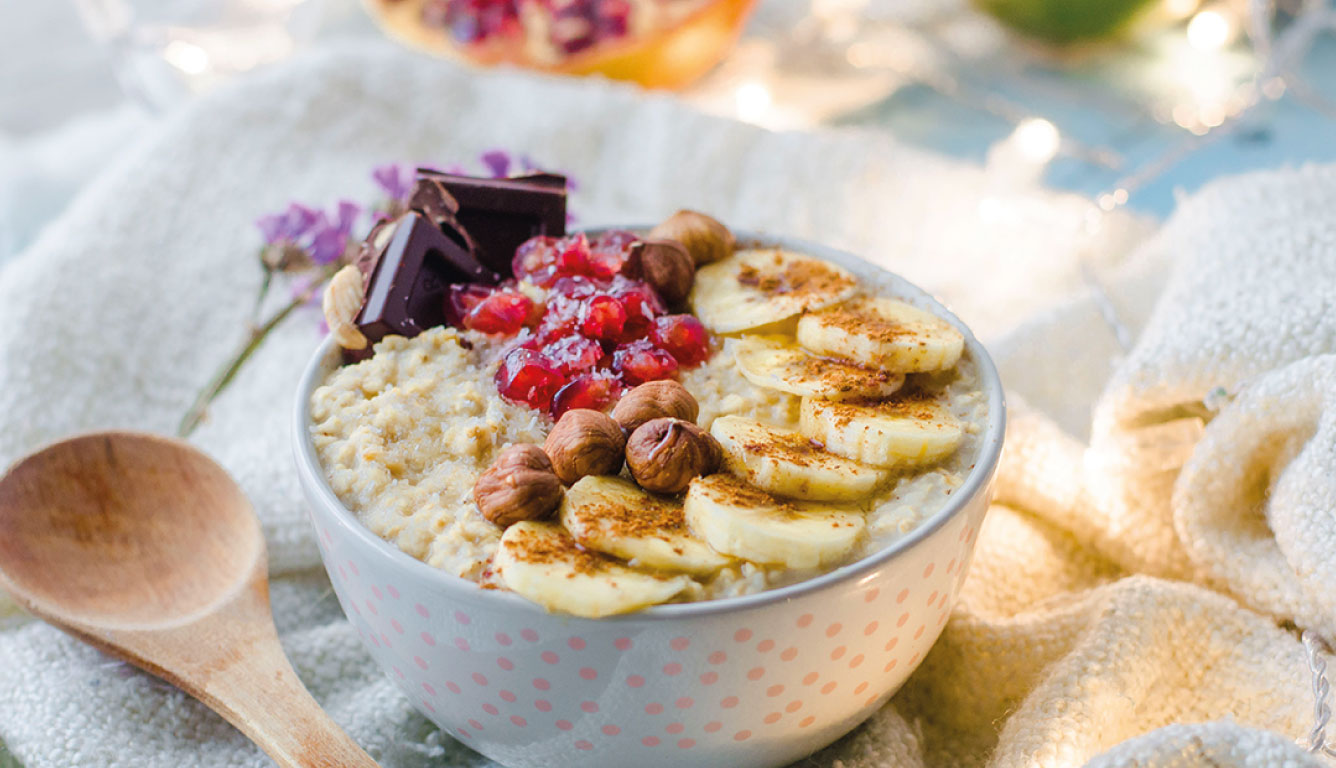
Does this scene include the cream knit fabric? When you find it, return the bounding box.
[0,44,1332,767]
[1080,167,1336,583]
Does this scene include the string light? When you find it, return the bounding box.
[163,40,210,75]
[1187,10,1234,51]
[733,81,774,124]
[1013,118,1061,164]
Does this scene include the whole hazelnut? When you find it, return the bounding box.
[474,444,563,527]
[626,418,722,494]
[624,239,695,306]
[611,380,700,434]
[542,409,627,485]
[648,210,735,266]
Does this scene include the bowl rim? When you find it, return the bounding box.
[293,228,1006,622]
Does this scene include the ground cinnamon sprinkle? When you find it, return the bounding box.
[506,525,610,576]
[698,474,809,520]
[823,391,949,430]
[795,355,899,390]
[810,297,915,343]
[575,493,686,540]
[735,254,856,300]
[742,430,827,468]
[868,391,941,418]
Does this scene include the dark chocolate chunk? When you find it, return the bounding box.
[407,176,461,226]
[404,176,488,268]
[416,170,567,276]
[348,212,498,361]
[353,217,394,281]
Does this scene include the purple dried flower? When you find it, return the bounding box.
[307,229,343,265]
[256,215,283,244]
[480,150,512,178]
[256,202,319,245]
[372,164,415,205]
[335,200,360,230]
[307,200,362,265]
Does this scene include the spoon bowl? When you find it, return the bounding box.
[0,432,261,629]
[0,431,379,768]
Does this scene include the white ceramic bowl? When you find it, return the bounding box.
[293,231,1005,768]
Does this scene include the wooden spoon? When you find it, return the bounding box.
[0,432,380,768]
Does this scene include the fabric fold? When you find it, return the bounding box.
[1175,354,1336,642]
[1075,166,1336,583]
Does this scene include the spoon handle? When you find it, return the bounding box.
[100,582,382,768]
[192,634,381,768]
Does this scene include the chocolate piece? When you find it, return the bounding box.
[348,212,498,361]
[404,176,487,266]
[416,170,567,276]
[353,217,395,282]
[407,176,461,227]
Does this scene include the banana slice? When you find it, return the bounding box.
[496,521,692,618]
[560,476,731,576]
[800,395,963,468]
[731,336,904,401]
[710,415,888,502]
[690,249,859,334]
[796,297,965,373]
[684,474,865,569]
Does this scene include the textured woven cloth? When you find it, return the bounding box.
[0,43,1333,767]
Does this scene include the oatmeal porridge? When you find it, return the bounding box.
[309,175,987,617]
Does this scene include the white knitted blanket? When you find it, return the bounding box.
[1,43,1333,767]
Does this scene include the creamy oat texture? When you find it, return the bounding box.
[311,313,986,599]
[310,328,549,580]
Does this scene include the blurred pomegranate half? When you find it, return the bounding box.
[367,0,757,89]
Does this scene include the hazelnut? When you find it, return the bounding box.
[624,239,695,305]
[611,380,700,434]
[626,418,721,494]
[648,210,735,266]
[543,409,626,485]
[474,444,563,527]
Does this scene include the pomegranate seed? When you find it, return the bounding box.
[547,335,603,375]
[422,0,522,44]
[579,294,627,341]
[555,233,594,276]
[513,236,561,287]
[595,0,631,39]
[612,339,679,385]
[587,230,637,279]
[536,291,582,341]
[548,0,632,53]
[445,283,495,327]
[535,317,576,346]
[510,328,540,351]
[652,314,711,366]
[495,348,565,411]
[611,278,665,339]
[550,275,608,299]
[464,291,534,336]
[551,374,623,418]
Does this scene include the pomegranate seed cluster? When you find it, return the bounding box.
[445,231,712,417]
[419,0,650,57]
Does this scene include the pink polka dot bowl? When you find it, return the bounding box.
[293,231,1005,768]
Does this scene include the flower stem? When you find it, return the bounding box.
[251,266,274,328]
[178,272,330,438]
